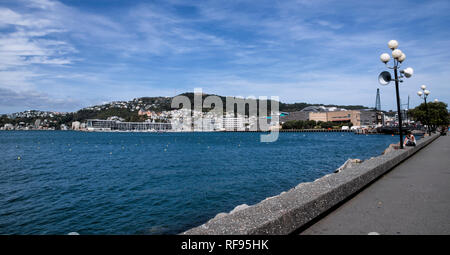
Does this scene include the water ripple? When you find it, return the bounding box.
[0,131,398,234]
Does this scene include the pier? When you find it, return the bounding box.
[300,134,450,235]
[86,119,172,131]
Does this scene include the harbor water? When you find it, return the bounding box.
[0,131,398,234]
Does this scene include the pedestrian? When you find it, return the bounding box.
[440,125,447,136]
[403,131,416,147]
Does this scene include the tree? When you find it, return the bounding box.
[409,102,449,130]
[281,120,319,129]
[319,121,333,129]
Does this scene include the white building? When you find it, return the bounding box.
[71,121,81,130]
[223,117,246,131]
[201,118,223,131]
[3,124,14,130]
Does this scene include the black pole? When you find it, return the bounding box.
[394,65,404,149]
[424,97,431,135]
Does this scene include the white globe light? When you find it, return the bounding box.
[398,53,406,62]
[392,49,403,59]
[424,90,430,95]
[421,85,427,90]
[434,99,439,102]
[388,40,399,50]
[380,53,390,63]
[403,67,414,78]
[417,91,423,96]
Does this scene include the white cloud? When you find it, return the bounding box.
[0,2,76,94]
[0,87,81,112]
[25,0,57,10]
[315,20,343,30]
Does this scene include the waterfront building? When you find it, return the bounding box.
[201,118,223,131]
[324,110,367,127]
[247,116,259,130]
[86,119,172,131]
[326,111,359,125]
[376,112,384,126]
[306,110,379,127]
[3,124,14,130]
[171,118,192,132]
[359,110,381,126]
[309,112,328,122]
[71,121,81,130]
[384,114,395,126]
[223,117,246,131]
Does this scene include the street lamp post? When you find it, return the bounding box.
[379,40,414,149]
[417,85,431,135]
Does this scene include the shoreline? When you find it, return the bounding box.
[1,129,397,134]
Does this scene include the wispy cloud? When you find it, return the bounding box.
[0,2,75,97]
[0,87,82,112]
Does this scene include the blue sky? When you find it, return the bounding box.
[0,0,449,113]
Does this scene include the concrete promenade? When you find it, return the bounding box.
[301,135,450,235]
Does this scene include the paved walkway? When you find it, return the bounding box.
[301,135,450,235]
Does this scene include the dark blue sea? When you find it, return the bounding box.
[0,131,398,234]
